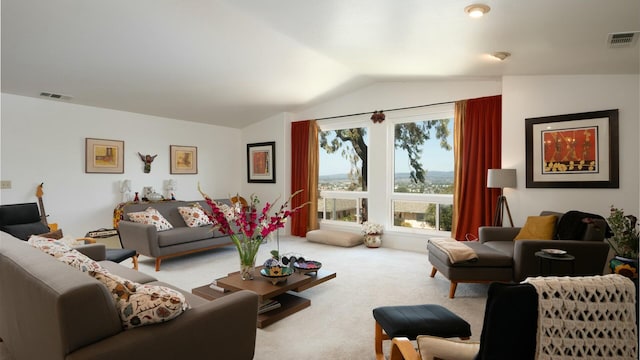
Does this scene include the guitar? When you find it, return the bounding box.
[35,183,48,226]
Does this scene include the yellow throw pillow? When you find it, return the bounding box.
[514,215,557,240]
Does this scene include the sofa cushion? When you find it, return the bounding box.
[91,270,189,329]
[157,226,221,247]
[1,222,50,241]
[128,207,174,231]
[428,241,512,267]
[178,205,213,228]
[514,215,557,240]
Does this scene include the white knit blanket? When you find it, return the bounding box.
[524,274,638,360]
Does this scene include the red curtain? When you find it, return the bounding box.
[453,95,502,240]
[291,120,312,236]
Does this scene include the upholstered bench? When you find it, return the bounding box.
[306,229,363,247]
[372,304,471,360]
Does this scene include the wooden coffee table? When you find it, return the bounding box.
[192,267,336,328]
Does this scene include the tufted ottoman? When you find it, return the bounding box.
[372,304,471,360]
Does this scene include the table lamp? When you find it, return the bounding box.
[487,169,516,227]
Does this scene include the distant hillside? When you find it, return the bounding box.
[320,171,454,182]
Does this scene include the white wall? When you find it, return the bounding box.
[1,93,243,236]
[241,112,293,236]
[291,79,503,252]
[503,75,639,223]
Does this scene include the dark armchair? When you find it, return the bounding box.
[0,203,137,268]
[0,203,49,240]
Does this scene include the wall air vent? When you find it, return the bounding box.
[607,32,639,48]
[39,92,73,101]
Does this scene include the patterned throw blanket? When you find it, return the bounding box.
[429,237,478,264]
[524,275,637,360]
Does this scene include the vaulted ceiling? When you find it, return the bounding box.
[2,0,638,128]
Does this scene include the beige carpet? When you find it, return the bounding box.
[1,236,489,360]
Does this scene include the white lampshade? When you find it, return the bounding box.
[120,179,132,192]
[487,169,517,189]
[166,179,177,191]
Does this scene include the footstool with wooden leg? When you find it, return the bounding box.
[372,304,471,360]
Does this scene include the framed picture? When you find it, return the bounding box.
[170,145,198,174]
[85,138,124,173]
[247,142,275,183]
[525,109,619,188]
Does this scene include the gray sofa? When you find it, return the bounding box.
[0,231,259,360]
[117,199,233,271]
[428,210,611,298]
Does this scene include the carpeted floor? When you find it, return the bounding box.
[1,236,490,360]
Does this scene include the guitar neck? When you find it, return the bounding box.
[36,183,48,227]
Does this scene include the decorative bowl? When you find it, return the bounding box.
[541,248,567,256]
[260,266,294,285]
[293,260,322,274]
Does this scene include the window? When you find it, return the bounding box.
[315,104,454,237]
[391,106,455,232]
[318,126,368,224]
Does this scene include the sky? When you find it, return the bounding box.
[319,121,454,176]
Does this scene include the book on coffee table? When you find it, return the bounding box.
[209,279,229,293]
[258,299,281,314]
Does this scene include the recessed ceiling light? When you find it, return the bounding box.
[491,51,511,61]
[465,4,490,18]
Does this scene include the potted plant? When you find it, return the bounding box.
[606,206,639,278]
[362,221,383,248]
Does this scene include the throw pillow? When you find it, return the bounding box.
[513,215,557,241]
[177,205,212,228]
[91,270,189,329]
[28,235,103,272]
[127,207,174,231]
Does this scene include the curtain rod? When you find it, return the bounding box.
[315,100,456,121]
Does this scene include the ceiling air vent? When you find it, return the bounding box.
[39,92,73,101]
[607,32,639,48]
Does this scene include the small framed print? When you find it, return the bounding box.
[85,138,124,173]
[247,142,275,183]
[170,145,198,174]
[525,109,619,188]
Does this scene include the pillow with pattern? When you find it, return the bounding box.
[91,270,189,329]
[28,235,104,272]
[127,207,173,231]
[178,205,212,228]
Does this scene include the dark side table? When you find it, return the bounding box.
[535,251,575,276]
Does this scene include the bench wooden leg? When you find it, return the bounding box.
[430,267,438,278]
[375,321,389,360]
[155,258,161,271]
[449,281,458,299]
[132,254,139,270]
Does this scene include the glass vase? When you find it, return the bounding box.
[240,262,255,280]
[240,256,257,280]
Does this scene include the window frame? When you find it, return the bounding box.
[317,119,370,227]
[386,104,455,235]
